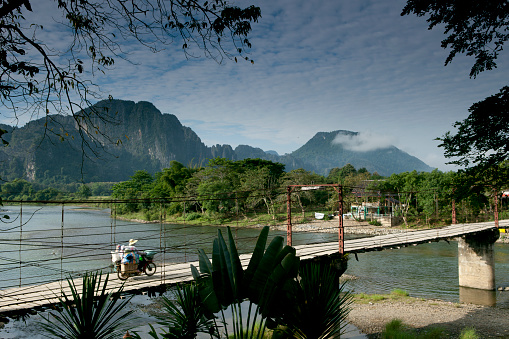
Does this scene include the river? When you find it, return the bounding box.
[1,205,508,337]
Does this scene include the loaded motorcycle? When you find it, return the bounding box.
[112,250,157,280]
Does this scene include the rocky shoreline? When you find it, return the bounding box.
[347,298,509,338]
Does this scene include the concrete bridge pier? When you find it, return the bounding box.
[458,229,500,290]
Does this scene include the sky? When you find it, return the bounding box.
[6,0,509,172]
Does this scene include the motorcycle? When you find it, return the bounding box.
[112,250,158,280]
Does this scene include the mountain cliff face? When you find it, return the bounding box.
[0,100,433,182]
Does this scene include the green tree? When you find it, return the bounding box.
[436,87,509,212]
[438,87,509,171]
[35,187,61,201]
[153,161,193,198]
[327,164,356,183]
[404,0,509,197]
[1,178,34,200]
[378,171,423,226]
[237,159,285,219]
[76,184,92,199]
[402,0,509,78]
[193,158,240,215]
[415,170,455,224]
[240,167,280,219]
[111,170,154,212]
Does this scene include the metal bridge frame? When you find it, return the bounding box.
[286,184,344,254]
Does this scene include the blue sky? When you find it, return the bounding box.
[7,0,509,172]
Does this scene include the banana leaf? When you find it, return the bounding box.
[259,252,300,318]
[197,249,212,275]
[226,226,244,299]
[191,265,221,315]
[216,230,235,306]
[241,226,269,296]
[248,235,284,304]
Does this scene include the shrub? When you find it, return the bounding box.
[460,328,479,339]
[185,212,202,221]
[38,272,135,339]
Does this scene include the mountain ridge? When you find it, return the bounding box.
[0,99,433,182]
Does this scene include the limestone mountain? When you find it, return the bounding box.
[289,130,433,176]
[0,100,234,182]
[0,100,433,182]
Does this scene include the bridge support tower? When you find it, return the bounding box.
[458,229,500,290]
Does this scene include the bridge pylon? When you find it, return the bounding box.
[458,228,500,290]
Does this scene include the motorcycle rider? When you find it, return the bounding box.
[125,239,146,272]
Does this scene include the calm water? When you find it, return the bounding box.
[1,204,509,307]
[0,205,336,289]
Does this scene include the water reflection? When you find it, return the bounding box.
[459,287,497,306]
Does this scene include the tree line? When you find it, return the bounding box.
[1,157,506,227]
[108,158,507,227]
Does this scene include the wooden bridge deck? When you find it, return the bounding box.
[0,220,504,314]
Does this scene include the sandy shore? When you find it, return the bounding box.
[347,298,509,338]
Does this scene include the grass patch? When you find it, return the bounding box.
[391,289,409,297]
[352,290,416,304]
[382,319,445,339]
[459,328,479,339]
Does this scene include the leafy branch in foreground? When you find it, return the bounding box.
[402,0,509,78]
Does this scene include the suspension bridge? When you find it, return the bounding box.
[0,218,503,314]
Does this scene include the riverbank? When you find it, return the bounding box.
[347,297,509,338]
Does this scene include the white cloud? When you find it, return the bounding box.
[332,131,397,152]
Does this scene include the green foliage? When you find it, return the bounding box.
[382,319,445,339]
[191,226,300,339]
[38,271,135,339]
[391,289,409,297]
[112,170,154,213]
[148,283,216,339]
[76,184,92,199]
[459,328,480,339]
[185,212,202,221]
[437,87,509,171]
[275,262,352,339]
[401,0,509,78]
[369,219,382,226]
[153,161,193,198]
